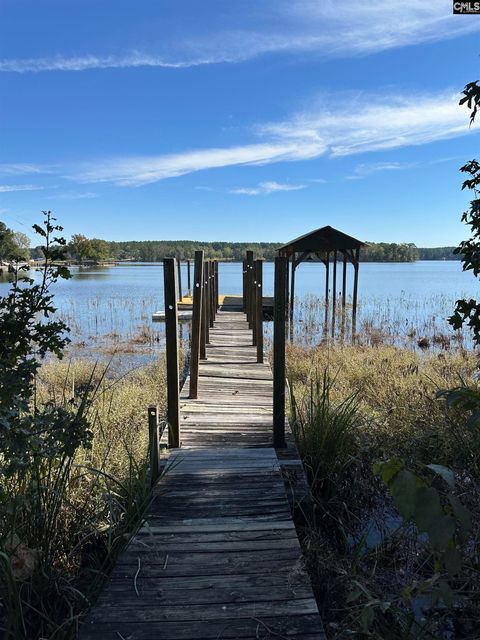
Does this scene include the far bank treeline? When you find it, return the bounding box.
[27,233,460,263]
[54,238,461,263]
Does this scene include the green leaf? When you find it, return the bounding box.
[373,457,404,485]
[426,464,455,489]
[390,469,417,519]
[427,516,456,552]
[444,546,462,577]
[448,495,472,533]
[413,487,443,532]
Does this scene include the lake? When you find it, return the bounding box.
[0,261,477,358]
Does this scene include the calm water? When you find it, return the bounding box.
[0,261,477,356]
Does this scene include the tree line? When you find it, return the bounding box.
[0,222,458,264]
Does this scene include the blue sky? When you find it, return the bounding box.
[0,0,479,246]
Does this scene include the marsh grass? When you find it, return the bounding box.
[0,357,168,639]
[286,343,480,639]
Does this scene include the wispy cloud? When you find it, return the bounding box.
[65,90,475,187]
[0,184,44,192]
[70,142,325,186]
[0,164,46,176]
[52,191,98,200]
[228,181,306,195]
[346,161,416,179]
[0,2,477,73]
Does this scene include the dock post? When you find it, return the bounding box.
[163,258,180,448]
[189,251,204,399]
[352,248,360,339]
[208,261,214,328]
[242,260,246,312]
[187,259,191,293]
[252,260,257,346]
[204,261,210,345]
[148,405,160,486]
[246,251,254,327]
[273,256,287,448]
[215,260,219,311]
[177,258,182,302]
[200,261,207,359]
[342,253,347,309]
[255,259,264,363]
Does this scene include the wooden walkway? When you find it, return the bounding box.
[80,310,324,640]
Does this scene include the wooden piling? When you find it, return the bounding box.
[177,258,182,302]
[200,262,207,359]
[148,405,159,486]
[273,256,287,449]
[352,248,359,333]
[163,258,180,448]
[214,260,219,311]
[325,251,330,305]
[187,259,191,293]
[290,254,296,319]
[209,261,214,328]
[332,250,337,315]
[342,253,347,309]
[189,251,204,399]
[255,259,264,363]
[246,251,254,328]
[242,260,246,312]
[204,261,210,344]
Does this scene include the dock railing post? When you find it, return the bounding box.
[255,259,264,363]
[215,260,219,311]
[204,261,210,344]
[209,261,214,328]
[252,259,257,346]
[242,260,246,313]
[189,250,204,399]
[148,405,159,486]
[163,257,180,448]
[273,256,287,449]
[200,261,207,359]
[177,258,183,302]
[246,251,254,327]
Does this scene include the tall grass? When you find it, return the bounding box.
[286,343,480,639]
[0,357,167,639]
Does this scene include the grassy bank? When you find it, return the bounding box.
[0,357,167,640]
[286,343,479,639]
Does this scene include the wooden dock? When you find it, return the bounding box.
[79,309,324,639]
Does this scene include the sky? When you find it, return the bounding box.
[0,0,479,246]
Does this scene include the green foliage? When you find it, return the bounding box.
[374,458,471,599]
[68,233,110,264]
[0,222,30,262]
[290,369,360,499]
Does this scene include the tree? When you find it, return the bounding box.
[69,233,91,264]
[448,83,480,344]
[86,238,110,263]
[0,222,22,262]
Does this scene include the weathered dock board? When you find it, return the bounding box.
[79,310,323,640]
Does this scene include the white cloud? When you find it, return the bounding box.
[70,141,325,186]
[66,90,475,187]
[0,2,477,73]
[259,91,473,156]
[0,164,46,176]
[228,181,306,195]
[346,161,416,179]
[0,184,44,192]
[53,191,98,200]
